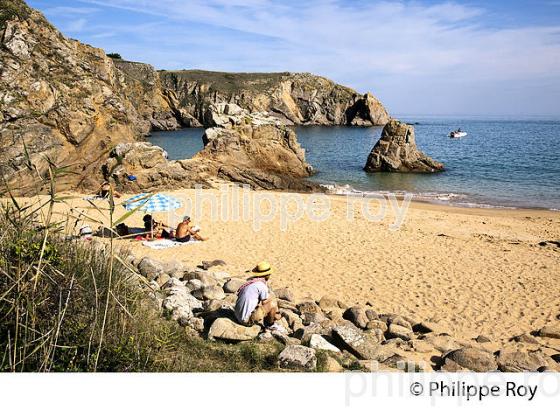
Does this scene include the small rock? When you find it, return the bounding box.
[275,287,295,302]
[539,325,560,339]
[212,271,231,281]
[297,300,322,315]
[309,334,341,353]
[324,356,344,372]
[343,306,370,329]
[301,311,328,326]
[183,270,219,287]
[156,273,171,287]
[332,324,384,360]
[185,279,204,292]
[163,260,184,278]
[179,317,205,332]
[366,320,388,332]
[192,285,226,301]
[388,316,412,330]
[511,334,540,344]
[475,335,492,343]
[207,318,260,341]
[409,339,434,353]
[442,347,498,372]
[223,278,245,293]
[200,259,226,270]
[387,324,413,341]
[280,309,304,333]
[138,257,164,281]
[422,334,462,353]
[497,349,550,372]
[318,295,343,311]
[278,345,317,371]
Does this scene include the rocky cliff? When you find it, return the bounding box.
[0,0,390,195]
[0,0,149,193]
[157,69,390,127]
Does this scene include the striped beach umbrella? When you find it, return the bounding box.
[123,193,182,213]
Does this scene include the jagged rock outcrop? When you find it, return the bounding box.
[0,0,149,193]
[103,105,319,192]
[158,69,390,127]
[113,59,202,129]
[364,119,444,173]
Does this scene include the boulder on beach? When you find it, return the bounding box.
[364,119,444,173]
[207,318,261,342]
[278,345,317,371]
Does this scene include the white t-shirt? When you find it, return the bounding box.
[234,280,269,323]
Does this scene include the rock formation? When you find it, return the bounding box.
[103,104,319,192]
[0,0,147,193]
[364,119,444,173]
[157,69,390,127]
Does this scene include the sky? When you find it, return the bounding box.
[28,0,560,117]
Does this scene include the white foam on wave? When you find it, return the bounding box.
[320,183,525,209]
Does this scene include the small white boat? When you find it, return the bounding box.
[449,130,467,138]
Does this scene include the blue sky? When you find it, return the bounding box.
[28,0,560,116]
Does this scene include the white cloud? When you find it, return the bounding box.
[71,0,560,115]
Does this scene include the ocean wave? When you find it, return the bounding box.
[320,183,527,209]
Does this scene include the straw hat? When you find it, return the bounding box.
[247,261,274,277]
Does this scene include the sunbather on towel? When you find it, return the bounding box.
[143,214,173,239]
[175,216,207,242]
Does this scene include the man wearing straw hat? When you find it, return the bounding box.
[234,262,280,327]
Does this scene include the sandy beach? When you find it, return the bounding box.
[19,187,560,343]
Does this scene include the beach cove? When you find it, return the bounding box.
[36,187,560,343]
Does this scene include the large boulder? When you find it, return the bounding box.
[278,345,317,371]
[161,278,203,322]
[364,119,444,173]
[332,324,385,360]
[207,318,261,342]
[442,347,498,372]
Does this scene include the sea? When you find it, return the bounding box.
[149,116,560,210]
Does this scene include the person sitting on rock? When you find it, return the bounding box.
[143,214,173,239]
[234,261,281,327]
[175,215,207,242]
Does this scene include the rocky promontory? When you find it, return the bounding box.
[104,104,319,192]
[157,69,390,127]
[0,0,390,195]
[364,119,444,173]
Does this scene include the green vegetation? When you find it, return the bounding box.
[159,69,291,93]
[0,0,31,29]
[107,53,123,60]
[0,163,284,372]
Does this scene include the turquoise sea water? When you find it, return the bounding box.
[149,117,560,209]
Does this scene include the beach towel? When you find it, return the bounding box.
[141,238,199,250]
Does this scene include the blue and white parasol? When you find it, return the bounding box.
[123,193,182,213]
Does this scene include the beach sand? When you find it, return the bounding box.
[17,187,560,342]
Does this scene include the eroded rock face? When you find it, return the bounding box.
[159,70,390,127]
[0,2,148,193]
[364,119,444,173]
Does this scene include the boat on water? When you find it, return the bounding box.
[449,129,467,138]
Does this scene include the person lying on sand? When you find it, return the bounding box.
[95,181,121,199]
[175,216,207,242]
[234,262,281,327]
[143,214,173,239]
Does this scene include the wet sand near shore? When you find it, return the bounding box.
[12,188,560,342]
